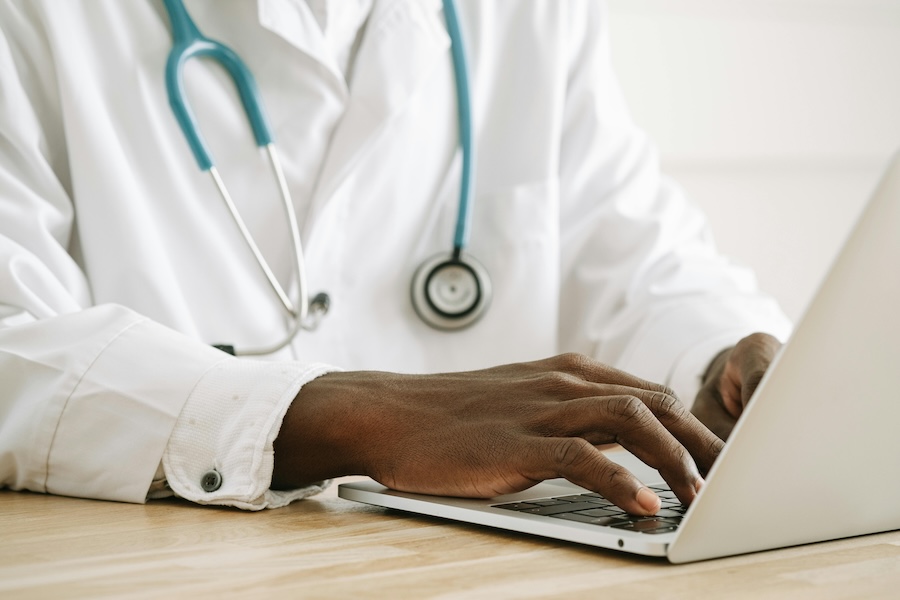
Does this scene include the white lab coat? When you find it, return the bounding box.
[0,0,790,507]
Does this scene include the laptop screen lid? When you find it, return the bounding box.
[668,152,900,562]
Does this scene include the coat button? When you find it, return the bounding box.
[200,469,222,492]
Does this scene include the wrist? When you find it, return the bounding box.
[271,372,369,489]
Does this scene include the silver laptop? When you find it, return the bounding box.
[339,152,900,563]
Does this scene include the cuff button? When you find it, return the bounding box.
[200,469,222,492]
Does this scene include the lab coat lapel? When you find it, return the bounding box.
[305,0,450,229]
[257,0,343,82]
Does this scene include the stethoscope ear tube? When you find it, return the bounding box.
[163,0,273,171]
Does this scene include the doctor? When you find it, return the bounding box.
[0,0,789,514]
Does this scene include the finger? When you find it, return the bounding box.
[737,344,779,408]
[524,436,662,516]
[720,354,761,415]
[690,390,738,443]
[726,333,781,412]
[539,353,675,394]
[545,395,707,505]
[740,367,766,408]
[537,385,723,476]
[635,387,724,476]
[572,361,725,472]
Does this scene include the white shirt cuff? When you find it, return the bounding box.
[160,359,340,510]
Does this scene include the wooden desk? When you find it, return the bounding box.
[2,480,900,599]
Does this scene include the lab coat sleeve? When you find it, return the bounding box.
[0,14,334,508]
[556,1,792,405]
[0,305,335,506]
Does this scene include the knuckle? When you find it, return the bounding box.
[673,443,691,466]
[555,352,593,378]
[746,331,777,347]
[553,437,592,470]
[648,390,684,421]
[537,371,578,394]
[707,436,724,459]
[659,384,679,400]
[598,463,624,490]
[737,332,781,363]
[610,395,648,425]
[747,370,765,389]
[647,381,679,401]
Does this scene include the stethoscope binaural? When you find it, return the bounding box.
[161,0,490,355]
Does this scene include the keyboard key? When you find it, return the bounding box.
[520,502,602,516]
[573,508,623,518]
[584,497,617,507]
[574,494,617,507]
[535,494,623,510]
[641,526,679,535]
[528,499,570,506]
[492,502,542,511]
[551,513,631,527]
[552,495,593,502]
[612,518,680,532]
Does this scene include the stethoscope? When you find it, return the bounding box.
[161,0,490,356]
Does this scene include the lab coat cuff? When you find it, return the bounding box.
[163,359,340,510]
[617,296,792,409]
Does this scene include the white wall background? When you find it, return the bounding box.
[606,0,900,322]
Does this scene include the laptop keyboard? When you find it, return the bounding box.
[491,485,685,535]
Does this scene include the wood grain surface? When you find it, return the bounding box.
[2,478,900,599]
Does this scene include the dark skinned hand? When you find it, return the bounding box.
[691,333,782,441]
[273,353,724,516]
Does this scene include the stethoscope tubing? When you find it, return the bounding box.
[441,0,474,257]
[163,0,313,355]
[162,0,273,170]
[161,0,482,351]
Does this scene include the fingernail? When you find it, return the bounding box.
[636,487,660,514]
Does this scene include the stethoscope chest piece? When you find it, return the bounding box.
[411,252,492,330]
